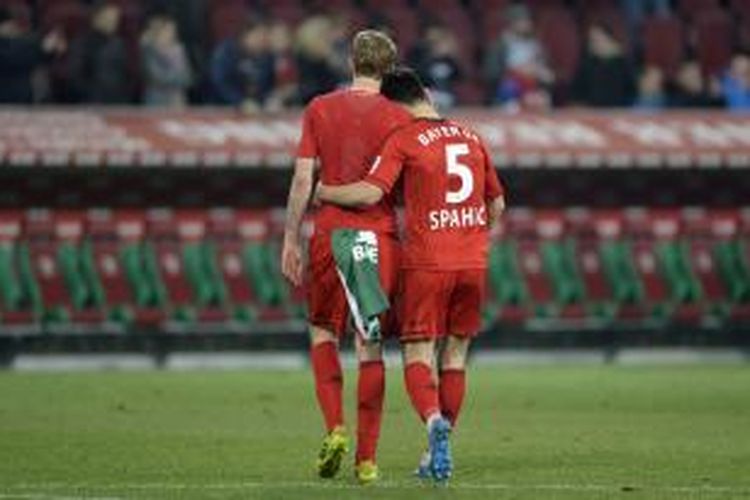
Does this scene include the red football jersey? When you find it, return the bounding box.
[365,118,504,270]
[297,88,411,233]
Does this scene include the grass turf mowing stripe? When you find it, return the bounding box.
[1,367,749,499]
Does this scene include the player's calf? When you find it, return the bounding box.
[439,335,470,427]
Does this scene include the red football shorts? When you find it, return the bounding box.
[307,230,400,337]
[399,269,486,342]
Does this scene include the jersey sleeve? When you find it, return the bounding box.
[481,141,504,200]
[364,135,406,195]
[296,104,318,159]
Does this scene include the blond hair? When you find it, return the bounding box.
[351,30,398,79]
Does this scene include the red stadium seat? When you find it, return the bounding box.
[146,210,202,323]
[377,7,420,53]
[40,1,89,38]
[693,8,733,76]
[364,0,411,9]
[264,3,307,25]
[566,210,617,307]
[682,210,732,311]
[0,210,35,325]
[471,0,509,14]
[642,16,685,77]
[25,210,104,325]
[505,210,557,316]
[308,0,354,10]
[207,209,256,320]
[426,7,477,67]
[678,0,721,19]
[623,210,673,316]
[525,0,567,13]
[455,79,486,105]
[210,3,250,42]
[86,209,164,326]
[418,0,464,10]
[731,0,750,19]
[233,209,297,321]
[537,7,580,83]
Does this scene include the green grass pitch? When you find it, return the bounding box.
[1,365,749,499]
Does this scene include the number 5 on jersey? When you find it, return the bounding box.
[445,143,473,204]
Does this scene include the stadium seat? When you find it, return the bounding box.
[682,209,746,320]
[505,209,588,320]
[536,7,580,83]
[86,210,155,326]
[642,16,685,77]
[677,0,722,19]
[525,0,567,14]
[0,211,39,325]
[308,0,354,10]
[622,210,673,320]
[24,210,104,325]
[487,219,530,323]
[206,209,258,322]
[628,209,705,323]
[363,0,411,10]
[377,7,420,53]
[694,8,733,76]
[40,1,88,38]
[730,0,750,19]
[471,0,509,14]
[239,210,302,320]
[146,209,223,324]
[5,206,750,333]
[263,1,307,25]
[418,0,464,10]
[210,3,250,43]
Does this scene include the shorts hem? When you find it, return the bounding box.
[309,319,346,337]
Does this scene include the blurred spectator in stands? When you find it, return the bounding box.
[0,6,66,103]
[408,22,463,108]
[266,21,299,111]
[67,1,131,104]
[295,16,346,104]
[210,21,274,112]
[483,4,553,109]
[146,0,209,101]
[140,13,192,107]
[634,65,667,109]
[719,51,750,111]
[669,59,723,108]
[571,23,635,107]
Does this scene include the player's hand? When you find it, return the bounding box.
[281,235,304,287]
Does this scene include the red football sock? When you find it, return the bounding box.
[404,362,440,423]
[310,341,343,432]
[439,369,466,427]
[356,360,385,463]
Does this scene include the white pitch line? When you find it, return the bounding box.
[3,481,750,495]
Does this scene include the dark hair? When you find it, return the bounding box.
[380,66,428,105]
